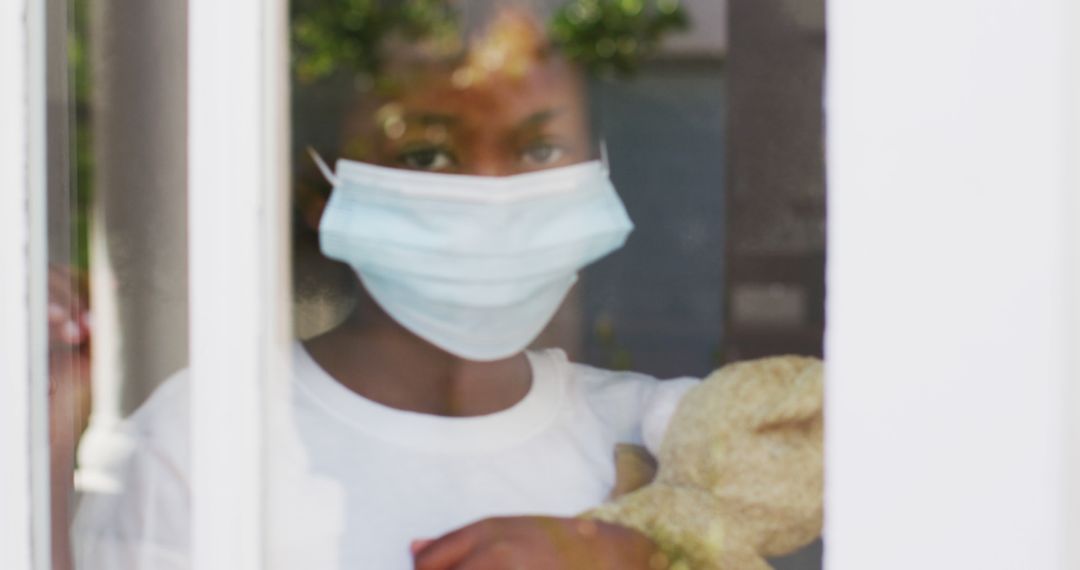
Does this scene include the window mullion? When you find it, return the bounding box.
[0,0,50,568]
[187,0,290,568]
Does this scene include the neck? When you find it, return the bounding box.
[304,306,532,417]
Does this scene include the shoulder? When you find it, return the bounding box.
[129,369,191,437]
[569,361,669,391]
[564,359,700,452]
[72,371,194,568]
[568,361,699,409]
[77,369,191,496]
[114,368,191,454]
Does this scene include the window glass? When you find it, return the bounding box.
[284,1,821,569]
[45,0,826,568]
[48,0,190,568]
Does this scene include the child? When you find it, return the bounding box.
[71,4,700,568]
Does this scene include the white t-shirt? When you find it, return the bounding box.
[72,344,698,570]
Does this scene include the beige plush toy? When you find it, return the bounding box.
[586,356,825,570]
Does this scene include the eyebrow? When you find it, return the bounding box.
[406,112,460,126]
[402,108,564,129]
[518,108,564,129]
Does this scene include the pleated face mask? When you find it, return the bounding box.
[313,151,634,361]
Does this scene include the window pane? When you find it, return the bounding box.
[52,0,190,568]
[48,1,827,569]
[283,1,822,569]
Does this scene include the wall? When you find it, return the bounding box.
[827,0,1080,567]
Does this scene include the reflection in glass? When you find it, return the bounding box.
[50,0,826,569]
[284,2,741,569]
[53,0,190,569]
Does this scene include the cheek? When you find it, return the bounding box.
[304,196,327,231]
[565,142,591,163]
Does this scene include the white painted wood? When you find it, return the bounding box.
[188,0,291,567]
[0,0,50,568]
[826,0,1078,569]
[0,1,34,568]
[1065,1,1080,565]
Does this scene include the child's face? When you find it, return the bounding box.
[340,13,593,178]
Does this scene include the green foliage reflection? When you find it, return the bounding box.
[290,0,690,81]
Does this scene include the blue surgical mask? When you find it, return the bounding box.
[314,152,634,361]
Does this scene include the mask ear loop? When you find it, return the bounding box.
[307,146,339,187]
[599,139,612,173]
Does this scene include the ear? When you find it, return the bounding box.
[754,360,824,432]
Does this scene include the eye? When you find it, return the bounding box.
[398,147,456,171]
[521,141,565,167]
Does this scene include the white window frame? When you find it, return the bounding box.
[187,0,291,568]
[826,0,1080,568]
[0,0,291,565]
[5,0,1079,568]
[1,0,50,568]
[1066,0,1080,558]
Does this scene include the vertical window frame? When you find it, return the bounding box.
[187,0,291,567]
[826,0,1080,569]
[1065,0,1080,564]
[1,0,50,568]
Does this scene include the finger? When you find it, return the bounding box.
[47,268,78,310]
[49,318,85,348]
[414,521,490,570]
[60,320,84,344]
[78,310,93,335]
[451,545,520,570]
[48,303,67,325]
[48,266,89,316]
[410,540,434,557]
[46,267,90,347]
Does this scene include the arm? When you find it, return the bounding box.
[413,516,662,570]
[48,265,93,570]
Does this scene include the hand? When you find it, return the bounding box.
[47,264,93,453]
[47,265,92,570]
[413,516,663,570]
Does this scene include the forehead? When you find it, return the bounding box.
[379,58,587,131]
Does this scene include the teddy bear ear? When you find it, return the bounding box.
[753,360,825,432]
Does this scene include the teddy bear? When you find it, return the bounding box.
[585,356,825,570]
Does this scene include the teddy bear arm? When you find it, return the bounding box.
[585,356,824,569]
